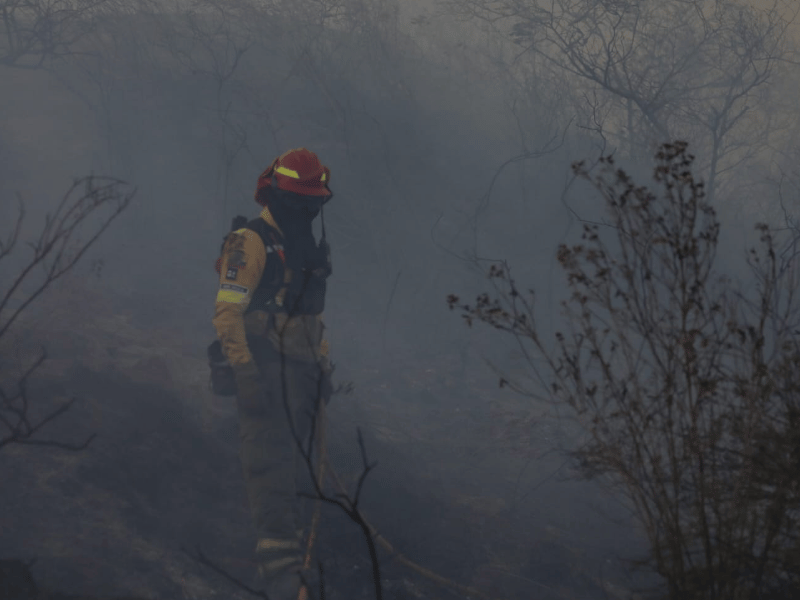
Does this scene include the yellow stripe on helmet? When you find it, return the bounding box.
[275,166,300,179]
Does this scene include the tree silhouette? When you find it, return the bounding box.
[1,176,134,450]
[449,142,800,599]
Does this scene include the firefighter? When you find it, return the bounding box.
[212,148,334,599]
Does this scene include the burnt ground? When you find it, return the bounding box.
[0,281,656,600]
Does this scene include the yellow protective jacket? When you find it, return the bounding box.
[212,206,329,367]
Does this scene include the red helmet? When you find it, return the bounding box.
[255,147,331,205]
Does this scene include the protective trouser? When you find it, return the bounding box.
[235,336,328,591]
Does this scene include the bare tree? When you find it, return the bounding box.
[0,0,129,69]
[449,142,800,599]
[151,0,254,214]
[0,176,135,450]
[442,0,799,207]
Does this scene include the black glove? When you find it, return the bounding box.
[234,361,268,413]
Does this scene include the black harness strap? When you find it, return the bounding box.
[244,217,287,314]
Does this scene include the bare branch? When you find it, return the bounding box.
[0,176,135,341]
[0,348,95,450]
[0,0,125,69]
[451,141,800,598]
[0,176,132,453]
[446,0,798,207]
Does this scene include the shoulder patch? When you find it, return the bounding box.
[228,251,246,268]
[223,231,249,268]
[224,232,246,251]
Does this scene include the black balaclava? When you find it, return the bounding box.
[267,188,328,272]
